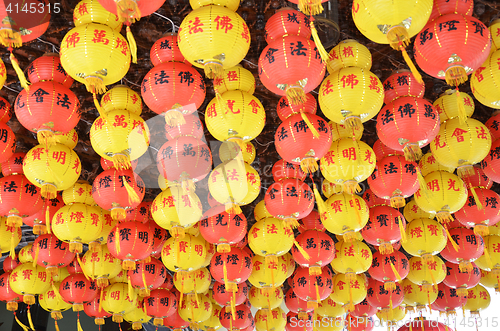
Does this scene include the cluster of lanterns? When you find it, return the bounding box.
[1,0,500,331]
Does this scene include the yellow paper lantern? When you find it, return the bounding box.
[100,85,143,115]
[490,20,500,52]
[318,67,384,130]
[330,240,372,277]
[23,143,81,199]
[414,171,468,223]
[479,270,499,292]
[205,91,266,143]
[0,216,22,256]
[90,110,150,168]
[471,49,500,109]
[151,185,203,236]
[255,307,286,331]
[52,203,104,253]
[161,234,207,273]
[178,5,250,79]
[317,297,345,318]
[199,302,222,331]
[213,65,256,94]
[254,200,273,222]
[178,293,213,330]
[101,282,137,323]
[81,245,122,288]
[248,217,294,259]
[320,138,376,194]
[73,0,122,31]
[248,254,289,289]
[39,283,72,322]
[53,129,79,149]
[322,193,369,240]
[433,89,475,123]
[407,256,446,291]
[474,235,500,272]
[402,219,447,260]
[19,244,34,263]
[330,273,367,312]
[124,302,152,330]
[248,286,284,310]
[376,305,406,327]
[62,180,95,205]
[401,278,438,310]
[9,263,51,305]
[418,153,456,177]
[327,39,372,73]
[403,198,436,222]
[430,117,491,177]
[174,267,211,296]
[60,23,131,94]
[190,0,240,11]
[464,284,491,315]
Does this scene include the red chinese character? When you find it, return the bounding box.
[163,196,175,208]
[427,224,438,236]
[476,126,489,140]
[267,224,278,234]
[90,252,100,262]
[340,74,359,89]
[451,128,468,142]
[364,149,374,164]
[330,200,343,213]
[427,155,436,164]
[92,29,109,45]
[251,227,260,238]
[337,280,346,290]
[115,38,128,56]
[404,285,413,294]
[474,67,485,82]
[493,243,500,253]
[342,46,354,57]
[110,290,120,300]
[52,151,67,165]
[178,241,188,253]
[32,147,44,161]
[113,115,128,128]
[55,213,64,225]
[241,25,250,43]
[163,244,172,256]
[227,71,238,81]
[322,79,334,96]
[94,118,105,130]
[254,260,262,271]
[480,291,488,300]
[344,246,355,257]
[194,244,203,256]
[427,179,440,192]
[70,211,84,223]
[368,76,380,93]
[342,147,357,160]
[412,260,422,270]
[22,269,33,280]
[182,194,191,208]
[66,32,80,48]
[360,249,370,260]
[463,96,472,107]
[77,2,88,16]
[104,253,115,262]
[433,135,446,149]
[268,261,277,269]
[38,271,47,282]
[434,104,443,114]
[349,198,361,210]
[188,17,204,34]
[91,213,100,226]
[207,103,217,118]
[247,172,257,185]
[226,168,239,181]
[214,15,233,33]
[410,226,423,238]
[350,280,360,289]
[248,99,261,114]
[130,94,138,104]
[447,178,460,191]
[225,99,240,114]
[427,260,437,270]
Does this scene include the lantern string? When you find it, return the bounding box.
[77,312,84,331]
[27,306,35,330]
[153,12,178,33]
[14,312,29,331]
[36,37,59,53]
[54,320,60,331]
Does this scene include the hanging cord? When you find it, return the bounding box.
[153,12,178,33]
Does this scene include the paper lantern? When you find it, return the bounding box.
[101,282,137,323]
[178,293,213,330]
[255,307,286,331]
[443,261,481,297]
[59,273,98,311]
[210,246,252,291]
[161,234,207,273]
[433,89,475,123]
[200,205,247,252]
[150,34,186,66]
[39,284,72,323]
[107,221,153,270]
[248,217,294,260]
[0,217,22,257]
[212,281,248,308]
[401,279,438,309]
[365,278,404,310]
[432,282,467,315]
[327,39,372,74]
[361,206,404,254]
[471,49,500,109]
[249,286,283,311]
[402,219,447,260]
[369,250,409,291]
[383,70,425,104]
[330,273,367,312]
[123,301,152,330]
[440,227,484,273]
[100,85,142,115]
[292,267,333,308]
[73,0,122,30]
[144,288,177,326]
[407,255,446,290]
[32,234,73,273]
[330,240,372,276]
[248,254,289,289]
[84,293,112,325]
[455,187,500,236]
[322,193,369,240]
[463,284,490,315]
[9,263,51,305]
[81,244,122,288]
[292,230,335,274]
[0,272,23,311]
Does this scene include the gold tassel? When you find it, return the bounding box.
[389,260,402,281]
[300,111,320,138]
[348,281,354,312]
[122,176,140,204]
[459,260,474,274]
[114,227,120,255]
[294,240,311,260]
[225,202,241,215]
[403,143,423,162]
[10,232,16,258]
[14,313,29,331]
[390,194,406,208]
[344,116,363,133]
[379,242,394,255]
[92,94,108,122]
[84,76,106,94]
[457,165,474,179]
[54,320,60,331]
[398,216,407,243]
[310,19,330,64]
[165,107,186,127]
[342,180,361,195]
[399,45,423,85]
[204,60,224,80]
[444,226,460,252]
[27,306,35,330]
[484,246,494,270]
[0,30,22,48]
[313,183,327,220]
[98,288,103,313]
[469,185,484,210]
[127,274,136,302]
[10,52,30,91]
[32,245,40,267]
[286,83,307,105]
[77,313,84,331]
[223,256,230,291]
[116,0,141,23]
[474,224,489,237]
[126,26,137,64]
[46,204,51,234]
[445,66,468,87]
[456,89,467,124]
[300,157,318,174]
[140,265,150,297]
[417,168,431,200]
[299,0,323,15]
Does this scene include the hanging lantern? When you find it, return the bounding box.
[443,261,481,297]
[330,240,372,279]
[430,117,491,177]
[401,279,438,310]
[365,278,404,311]
[73,0,122,30]
[285,311,313,331]
[276,93,317,123]
[84,292,112,325]
[123,300,152,330]
[9,263,51,305]
[81,244,122,288]
[291,229,335,274]
[482,138,500,183]
[219,304,253,331]
[178,292,213,330]
[0,217,21,258]
[39,283,72,328]
[52,203,103,254]
[164,309,189,331]
[26,53,74,88]
[92,168,145,221]
[0,122,16,164]
[59,273,98,311]
[210,246,253,292]
[3,255,20,272]
[376,96,440,161]
[479,269,500,293]
[402,219,447,261]
[32,234,73,273]
[463,284,491,316]
[297,210,325,233]
[24,194,64,235]
[23,143,81,199]
[129,258,167,297]
[101,282,137,323]
[407,255,446,291]
[161,234,207,273]
[107,221,153,270]
[248,217,294,262]
[248,286,283,312]
[414,171,468,223]
[327,39,372,75]
[285,290,313,319]
[455,187,500,236]
[248,254,289,290]
[255,307,286,331]
[361,188,390,208]
[318,297,345,318]
[369,250,409,291]
[471,49,500,109]
[0,272,23,311]
[429,0,474,20]
[418,152,456,177]
[434,89,475,123]
[178,2,250,79]
[330,273,367,312]
[320,138,376,194]
[368,155,421,208]
[150,33,187,66]
[361,206,404,254]
[144,288,177,326]
[322,193,369,241]
[62,180,95,206]
[432,282,467,316]
[440,227,484,273]
[212,281,248,308]
[292,266,333,309]
[200,205,247,253]
[383,70,425,104]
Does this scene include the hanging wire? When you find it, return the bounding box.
[122,77,142,88]
[3,85,21,93]
[153,12,179,33]
[242,59,258,67]
[36,38,60,53]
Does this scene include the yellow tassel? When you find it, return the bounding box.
[444,226,460,252]
[77,313,84,331]
[92,94,108,122]
[389,260,402,281]
[310,19,330,64]
[116,0,141,23]
[204,60,224,80]
[313,183,327,220]
[10,52,30,91]
[54,320,60,331]
[126,26,137,64]
[484,246,494,270]
[84,76,106,94]
[456,89,467,124]
[128,274,136,302]
[300,158,318,174]
[99,289,103,313]
[76,254,90,281]
[445,66,468,87]
[165,107,186,127]
[427,265,438,291]
[32,244,40,268]
[299,0,323,15]
[403,143,423,162]
[223,257,229,291]
[300,111,320,139]
[314,281,321,306]
[10,232,16,258]
[14,313,30,331]
[379,242,394,255]
[348,282,354,312]
[399,45,423,85]
[214,89,228,121]
[45,204,51,234]
[474,224,489,237]
[141,265,150,297]
[390,194,406,209]
[417,168,431,200]
[286,83,307,105]
[398,216,407,243]
[122,176,140,204]
[112,154,131,171]
[469,185,484,210]
[114,227,120,255]
[294,240,311,260]
[225,203,241,215]
[27,306,35,330]
[0,30,22,48]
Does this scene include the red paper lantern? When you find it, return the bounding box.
[264,8,311,43]
[432,282,467,315]
[92,168,145,221]
[165,114,204,140]
[144,288,178,326]
[129,257,167,297]
[285,288,312,317]
[443,261,481,296]
[486,113,500,141]
[292,267,332,308]
[164,309,189,331]
[297,210,325,233]
[0,122,16,164]
[275,113,332,173]
[291,230,335,273]
[125,201,151,223]
[59,273,98,311]
[351,299,377,318]
[369,250,409,291]
[361,206,404,254]
[276,93,317,122]
[0,96,12,123]
[212,281,248,307]
[0,272,23,311]
[200,204,247,253]
[150,34,186,66]
[32,234,73,273]
[219,304,253,330]
[429,0,474,20]
[414,14,491,86]
[376,96,440,161]
[107,221,154,270]
[84,292,112,325]
[362,188,390,208]
[482,138,500,183]
[366,278,403,310]
[454,188,500,234]
[27,53,74,88]
[210,246,252,290]
[272,159,307,182]
[3,255,20,272]
[372,140,404,161]
[383,70,425,104]
[367,155,420,208]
